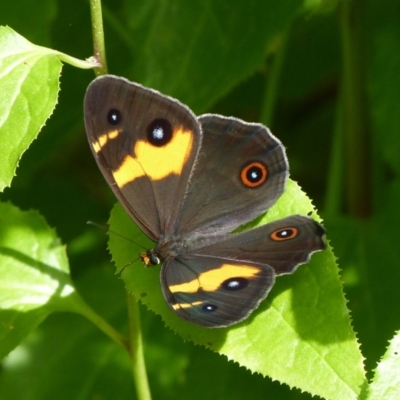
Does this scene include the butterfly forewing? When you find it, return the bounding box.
[177,115,288,238]
[84,75,201,240]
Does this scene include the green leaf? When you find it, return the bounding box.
[325,184,400,376]
[0,26,96,192]
[368,330,400,400]
[0,0,56,46]
[109,180,366,400]
[117,0,303,112]
[0,267,135,400]
[0,202,100,360]
[303,0,339,13]
[368,4,400,176]
[0,26,61,191]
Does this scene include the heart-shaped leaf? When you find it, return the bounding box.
[109,179,366,399]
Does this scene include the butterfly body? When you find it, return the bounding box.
[84,75,326,328]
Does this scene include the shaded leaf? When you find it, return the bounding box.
[117,0,303,112]
[325,189,400,375]
[0,0,56,46]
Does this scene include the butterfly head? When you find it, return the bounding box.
[140,250,161,267]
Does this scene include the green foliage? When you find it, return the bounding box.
[0,201,72,359]
[0,0,399,399]
[0,27,61,190]
[111,181,363,400]
[368,330,400,400]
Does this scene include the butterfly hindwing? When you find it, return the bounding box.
[195,215,326,275]
[161,215,325,327]
[161,256,275,327]
[84,75,201,240]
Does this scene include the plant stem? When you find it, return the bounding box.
[127,292,152,400]
[260,34,288,127]
[69,292,128,350]
[89,0,108,75]
[338,0,371,218]
[324,95,344,216]
[52,50,100,69]
[87,2,151,397]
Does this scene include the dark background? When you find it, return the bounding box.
[1,0,400,398]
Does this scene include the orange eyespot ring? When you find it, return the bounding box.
[240,162,268,188]
[270,227,299,241]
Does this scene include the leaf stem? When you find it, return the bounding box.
[69,292,129,350]
[127,292,152,400]
[337,0,371,218]
[31,46,101,69]
[89,0,108,75]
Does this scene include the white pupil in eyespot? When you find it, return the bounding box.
[227,280,240,289]
[202,304,217,312]
[250,171,258,179]
[153,127,164,139]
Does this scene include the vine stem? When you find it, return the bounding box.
[70,293,129,349]
[89,0,108,75]
[260,33,288,127]
[338,0,371,218]
[324,97,344,216]
[127,292,152,400]
[87,1,152,399]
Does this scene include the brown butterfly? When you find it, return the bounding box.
[84,75,325,328]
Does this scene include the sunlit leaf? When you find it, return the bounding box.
[368,330,400,400]
[0,26,61,191]
[0,202,96,359]
[110,180,366,400]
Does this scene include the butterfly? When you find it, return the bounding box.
[84,75,326,328]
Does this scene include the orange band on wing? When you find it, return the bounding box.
[172,301,204,310]
[169,264,261,294]
[92,129,121,153]
[112,126,193,186]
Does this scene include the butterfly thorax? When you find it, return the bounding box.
[141,233,188,266]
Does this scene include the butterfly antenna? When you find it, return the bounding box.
[116,255,142,277]
[87,220,109,232]
[86,221,148,251]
